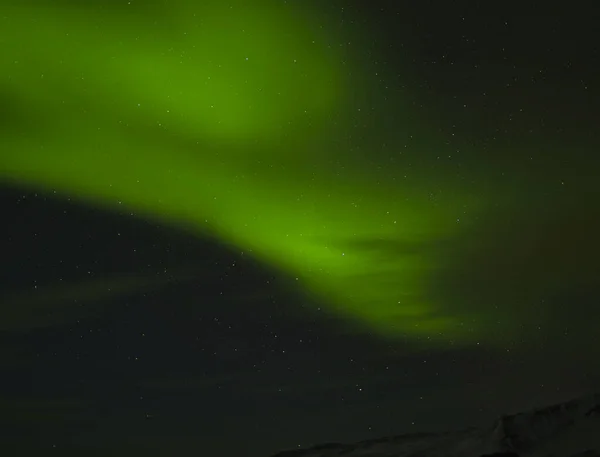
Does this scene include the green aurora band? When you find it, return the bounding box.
[4,0,587,345]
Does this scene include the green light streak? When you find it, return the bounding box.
[1,0,490,343]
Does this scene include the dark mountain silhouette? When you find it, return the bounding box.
[269,393,600,457]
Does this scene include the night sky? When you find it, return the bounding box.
[1,1,599,456]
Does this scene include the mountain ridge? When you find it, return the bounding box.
[269,393,600,457]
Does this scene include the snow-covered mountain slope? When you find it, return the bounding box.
[269,393,600,457]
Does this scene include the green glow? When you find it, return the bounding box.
[2,0,340,143]
[1,0,492,343]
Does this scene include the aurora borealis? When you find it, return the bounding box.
[1,2,599,456]
[1,0,489,342]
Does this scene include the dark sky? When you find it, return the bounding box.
[1,2,599,456]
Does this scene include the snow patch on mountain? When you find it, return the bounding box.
[269,393,600,457]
